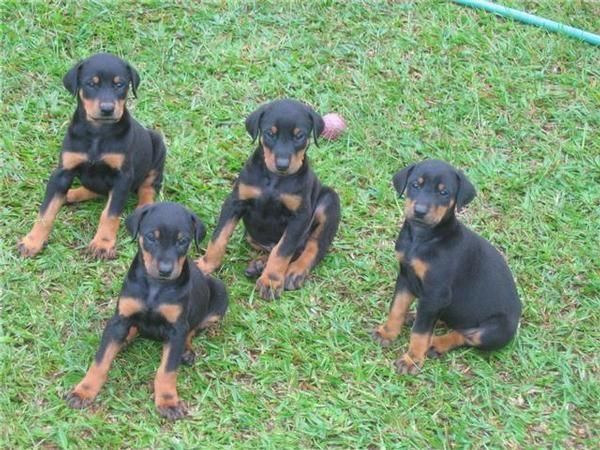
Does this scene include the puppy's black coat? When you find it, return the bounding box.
[197,99,340,300]
[373,160,521,374]
[19,53,166,259]
[66,202,228,420]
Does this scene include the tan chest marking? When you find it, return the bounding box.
[62,152,89,170]
[100,153,125,170]
[238,182,262,201]
[158,304,183,323]
[280,193,303,211]
[118,296,145,317]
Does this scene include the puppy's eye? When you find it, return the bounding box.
[294,131,305,141]
[86,80,99,88]
[411,181,421,189]
[439,189,449,196]
[114,81,125,89]
[263,130,274,138]
[177,237,190,247]
[145,232,157,243]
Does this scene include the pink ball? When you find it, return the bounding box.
[321,113,347,140]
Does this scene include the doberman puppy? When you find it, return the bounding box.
[373,160,521,374]
[196,99,341,300]
[18,53,166,259]
[66,202,228,420]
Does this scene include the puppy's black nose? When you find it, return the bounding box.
[99,102,115,115]
[158,261,174,277]
[276,157,290,172]
[414,203,428,217]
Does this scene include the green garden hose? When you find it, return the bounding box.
[452,0,600,46]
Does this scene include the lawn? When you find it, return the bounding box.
[1,1,599,448]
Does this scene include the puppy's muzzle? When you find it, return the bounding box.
[275,156,290,172]
[158,260,174,278]
[413,203,428,219]
[99,102,116,117]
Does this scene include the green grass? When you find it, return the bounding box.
[1,0,599,448]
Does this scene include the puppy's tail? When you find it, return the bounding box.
[148,130,167,194]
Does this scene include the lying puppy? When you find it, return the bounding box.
[66,202,228,420]
[196,99,341,300]
[19,52,166,259]
[373,160,522,374]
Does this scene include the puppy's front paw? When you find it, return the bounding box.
[157,401,187,420]
[181,350,196,366]
[65,390,95,409]
[403,312,416,327]
[245,258,266,278]
[17,235,46,257]
[256,273,283,300]
[88,237,116,260]
[284,267,308,291]
[394,353,423,375]
[426,347,444,359]
[195,256,216,275]
[371,325,397,347]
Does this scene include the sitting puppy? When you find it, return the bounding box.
[18,53,166,259]
[66,202,228,420]
[373,160,521,374]
[196,99,341,300]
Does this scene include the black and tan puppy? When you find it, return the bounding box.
[66,202,228,420]
[18,53,166,259]
[373,160,521,374]
[196,99,341,300]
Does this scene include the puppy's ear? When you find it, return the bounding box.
[126,204,153,239]
[245,103,268,143]
[63,60,84,96]
[305,105,325,146]
[190,213,206,250]
[456,169,476,209]
[392,164,416,196]
[127,63,140,98]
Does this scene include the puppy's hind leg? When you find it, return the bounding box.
[182,277,228,366]
[427,316,518,357]
[284,187,340,290]
[200,277,229,329]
